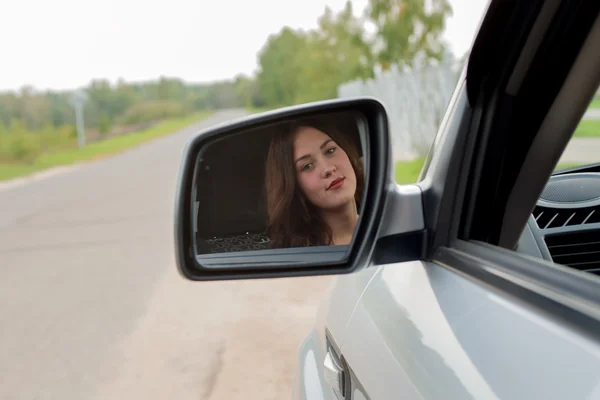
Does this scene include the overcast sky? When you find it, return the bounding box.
[1,0,490,91]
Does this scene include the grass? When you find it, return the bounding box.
[554,162,600,172]
[573,119,600,138]
[589,97,600,109]
[395,157,426,184]
[247,106,278,114]
[556,163,581,171]
[0,111,213,182]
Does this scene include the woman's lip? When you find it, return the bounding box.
[328,177,345,190]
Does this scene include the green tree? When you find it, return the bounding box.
[256,27,310,107]
[47,92,74,127]
[294,1,375,103]
[113,79,137,117]
[364,0,453,69]
[15,86,50,131]
[0,92,18,127]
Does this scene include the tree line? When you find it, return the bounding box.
[249,0,452,107]
[0,0,452,164]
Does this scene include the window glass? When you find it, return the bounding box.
[517,84,600,278]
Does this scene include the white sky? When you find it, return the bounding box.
[0,0,490,91]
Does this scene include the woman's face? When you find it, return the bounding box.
[293,126,357,211]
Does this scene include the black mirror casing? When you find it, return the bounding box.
[174,97,393,281]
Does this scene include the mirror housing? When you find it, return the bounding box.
[174,97,426,281]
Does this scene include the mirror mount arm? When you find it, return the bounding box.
[371,183,428,265]
[377,183,425,237]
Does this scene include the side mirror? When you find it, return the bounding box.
[174,97,426,281]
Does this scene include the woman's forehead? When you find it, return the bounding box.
[293,126,332,148]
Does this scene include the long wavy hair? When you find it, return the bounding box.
[264,118,364,249]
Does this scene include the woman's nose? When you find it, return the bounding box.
[322,164,336,178]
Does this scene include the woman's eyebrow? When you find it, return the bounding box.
[295,154,310,164]
[320,139,333,149]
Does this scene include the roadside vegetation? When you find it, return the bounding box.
[0,111,212,181]
[573,118,600,137]
[0,77,227,181]
[394,158,426,184]
[2,0,597,183]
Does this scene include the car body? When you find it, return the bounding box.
[293,167,600,400]
[174,0,600,399]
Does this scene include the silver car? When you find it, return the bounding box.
[174,1,600,399]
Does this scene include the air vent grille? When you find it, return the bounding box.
[533,205,600,229]
[545,231,600,275]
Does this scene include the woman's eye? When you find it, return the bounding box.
[325,147,337,155]
[301,163,313,171]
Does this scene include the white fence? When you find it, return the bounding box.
[338,56,462,161]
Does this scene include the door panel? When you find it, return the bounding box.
[340,261,600,399]
[293,265,380,400]
[316,264,381,349]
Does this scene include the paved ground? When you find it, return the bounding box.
[584,108,600,120]
[559,108,600,163]
[560,137,600,164]
[0,110,332,400]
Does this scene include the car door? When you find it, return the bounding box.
[321,1,600,399]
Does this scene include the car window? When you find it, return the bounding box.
[387,57,465,184]
[554,91,600,172]
[516,84,600,277]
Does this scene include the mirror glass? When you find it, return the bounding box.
[191,109,369,263]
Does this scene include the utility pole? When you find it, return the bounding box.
[69,90,88,149]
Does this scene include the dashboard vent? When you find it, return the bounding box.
[545,231,600,275]
[533,205,600,229]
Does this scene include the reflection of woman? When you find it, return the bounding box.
[265,119,365,249]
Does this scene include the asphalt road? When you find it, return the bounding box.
[560,137,600,164]
[0,110,332,400]
[585,108,600,119]
[559,109,600,164]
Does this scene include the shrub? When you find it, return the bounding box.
[118,101,186,125]
[0,131,42,164]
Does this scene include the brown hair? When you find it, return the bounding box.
[264,117,364,249]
